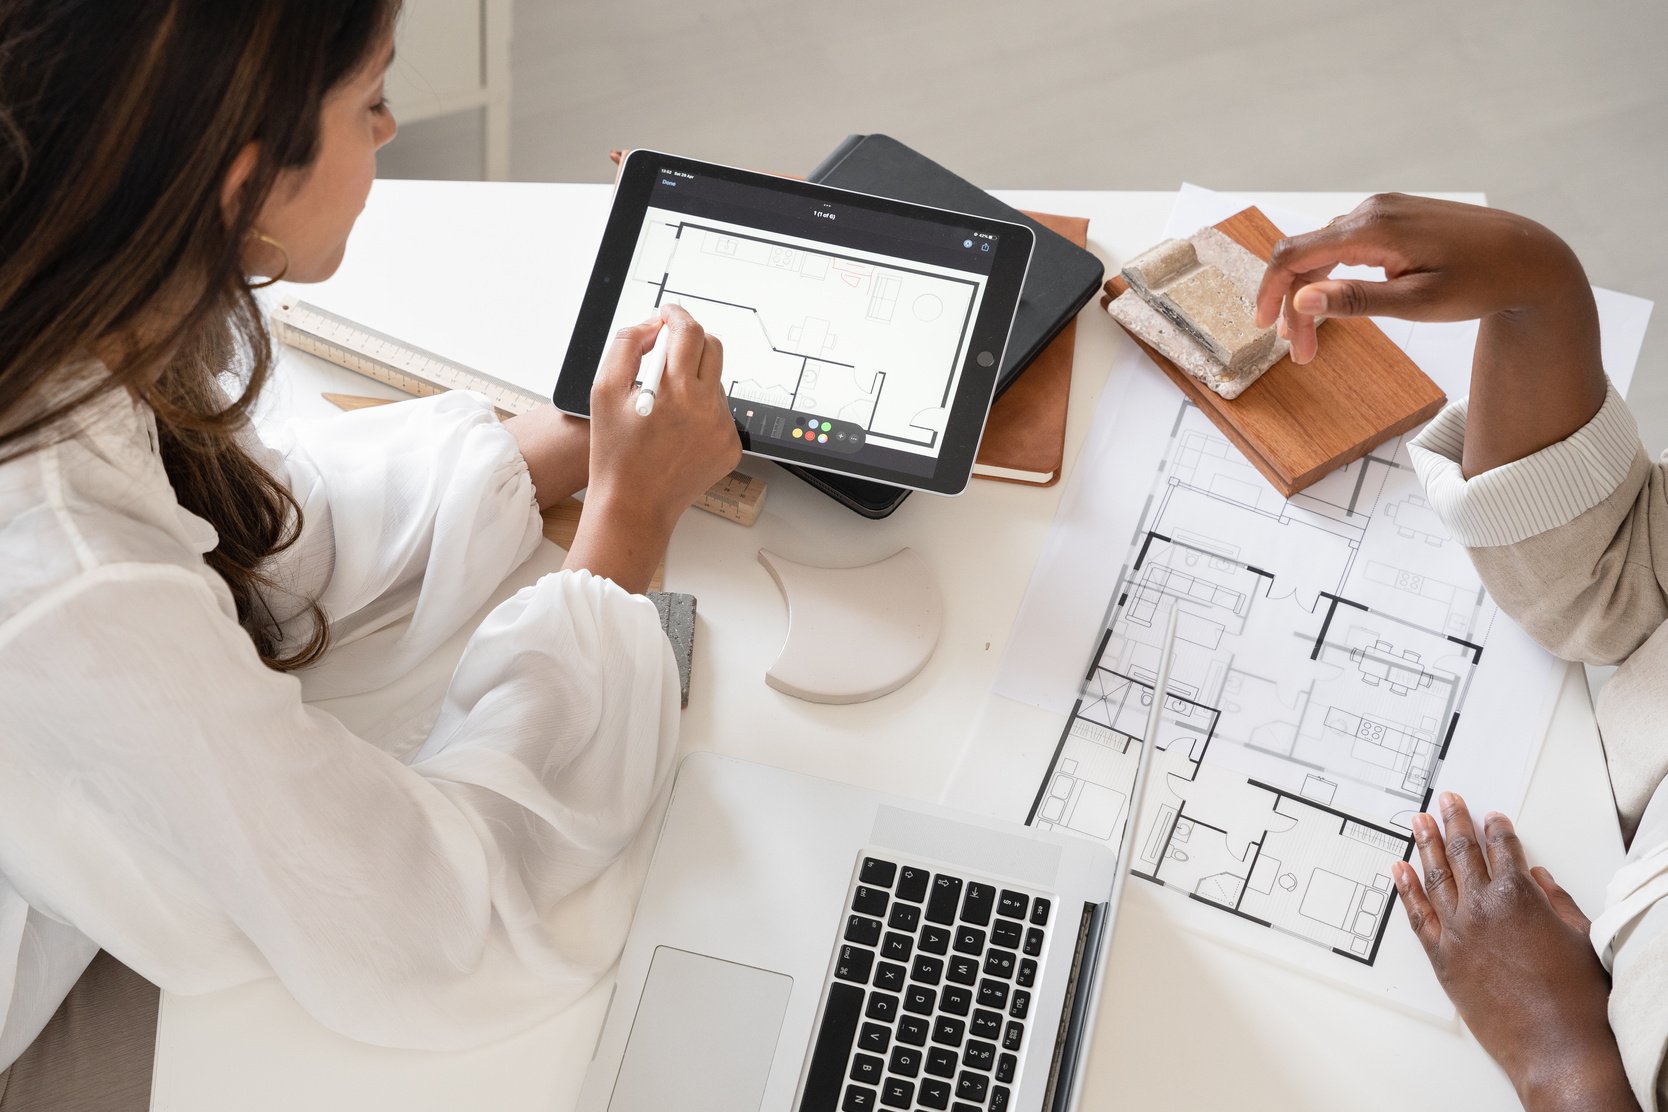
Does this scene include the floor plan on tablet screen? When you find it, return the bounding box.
[610,209,988,459]
[1032,401,1493,966]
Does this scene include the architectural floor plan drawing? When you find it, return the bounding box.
[615,210,986,457]
[1030,400,1494,965]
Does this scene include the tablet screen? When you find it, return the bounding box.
[556,152,1033,495]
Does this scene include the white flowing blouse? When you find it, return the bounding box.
[0,382,680,1070]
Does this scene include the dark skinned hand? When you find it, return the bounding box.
[1252,193,1606,478]
[1395,793,1638,1111]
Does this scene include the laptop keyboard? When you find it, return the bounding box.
[799,854,1053,1112]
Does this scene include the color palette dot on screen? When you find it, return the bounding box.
[817,433,828,443]
[821,421,831,432]
[792,428,803,438]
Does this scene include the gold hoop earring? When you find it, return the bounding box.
[246,231,289,289]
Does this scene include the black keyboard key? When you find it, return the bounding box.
[996,1053,1016,1083]
[926,876,963,924]
[998,890,1029,920]
[881,931,912,963]
[865,991,899,1022]
[919,924,952,955]
[962,1039,996,1071]
[859,1021,890,1055]
[953,926,985,956]
[971,1009,1003,1039]
[960,883,994,926]
[990,919,1022,950]
[842,1084,877,1112]
[852,886,888,917]
[983,950,1016,979]
[941,984,972,1016]
[887,903,920,932]
[918,1076,953,1109]
[977,979,1009,1009]
[874,962,906,993]
[879,1078,914,1109]
[835,945,874,984]
[1002,1021,1023,1051]
[889,1045,922,1079]
[947,955,979,985]
[861,858,897,888]
[1009,989,1031,1020]
[912,955,944,985]
[897,1015,929,1046]
[903,984,937,1016]
[804,983,864,1112]
[845,915,883,947]
[1017,959,1037,988]
[932,1015,966,1047]
[897,866,930,903]
[1030,897,1051,926]
[850,1053,884,1085]
[956,1071,989,1102]
[1023,927,1044,957]
[990,1085,1012,1111]
[926,1046,958,1077]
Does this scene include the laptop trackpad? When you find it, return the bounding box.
[608,946,794,1112]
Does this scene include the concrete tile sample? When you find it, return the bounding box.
[649,591,696,707]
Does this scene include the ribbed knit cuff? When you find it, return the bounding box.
[1408,383,1641,548]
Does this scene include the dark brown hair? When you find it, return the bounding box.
[0,0,399,668]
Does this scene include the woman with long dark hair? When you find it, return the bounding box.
[0,2,740,1105]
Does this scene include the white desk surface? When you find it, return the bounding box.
[151,182,1626,1112]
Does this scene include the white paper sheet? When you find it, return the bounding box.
[950,186,1655,1017]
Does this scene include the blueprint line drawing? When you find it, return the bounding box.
[1028,400,1495,966]
[611,210,987,458]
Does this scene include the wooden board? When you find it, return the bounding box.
[1101,207,1445,496]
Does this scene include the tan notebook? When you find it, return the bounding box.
[972,211,1085,486]
[1102,206,1445,497]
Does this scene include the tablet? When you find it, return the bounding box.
[555,150,1034,495]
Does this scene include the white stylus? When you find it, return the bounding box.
[634,321,670,417]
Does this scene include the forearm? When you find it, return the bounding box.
[1518,1038,1640,1112]
[505,407,590,509]
[561,492,675,596]
[1463,228,1607,478]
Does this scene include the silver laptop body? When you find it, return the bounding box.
[575,752,1121,1112]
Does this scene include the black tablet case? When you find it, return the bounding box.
[783,134,1105,517]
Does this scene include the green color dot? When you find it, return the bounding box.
[821,421,832,432]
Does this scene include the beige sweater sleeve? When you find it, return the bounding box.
[1408,384,1668,666]
[1413,383,1668,1109]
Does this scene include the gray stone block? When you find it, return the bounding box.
[649,591,696,708]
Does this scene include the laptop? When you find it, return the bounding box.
[575,619,1181,1112]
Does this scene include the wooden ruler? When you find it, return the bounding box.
[276,299,766,526]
